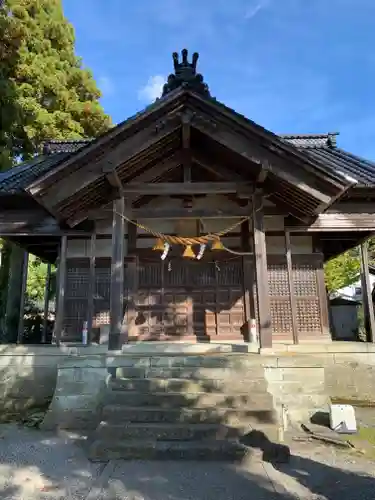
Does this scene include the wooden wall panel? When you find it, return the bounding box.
[266,254,325,342]
[267,256,293,342]
[62,258,89,342]
[135,258,244,341]
[62,250,327,344]
[292,255,324,340]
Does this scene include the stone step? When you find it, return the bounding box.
[102,405,277,426]
[273,393,328,407]
[114,354,267,369]
[95,422,245,441]
[109,377,269,394]
[104,390,273,409]
[268,381,326,395]
[115,366,266,381]
[88,438,250,462]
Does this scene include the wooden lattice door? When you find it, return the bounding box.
[292,256,323,339]
[135,256,245,341]
[63,258,89,342]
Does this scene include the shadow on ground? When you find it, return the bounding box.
[0,424,374,499]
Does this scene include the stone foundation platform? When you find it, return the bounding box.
[1,342,375,456]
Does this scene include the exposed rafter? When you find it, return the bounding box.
[181,110,192,183]
[118,181,252,196]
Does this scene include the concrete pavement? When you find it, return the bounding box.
[0,424,374,499]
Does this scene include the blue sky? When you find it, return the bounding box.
[63,0,375,159]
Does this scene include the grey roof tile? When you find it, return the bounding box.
[0,153,69,194]
[281,134,375,186]
[1,131,375,195]
[42,140,92,154]
[280,133,338,148]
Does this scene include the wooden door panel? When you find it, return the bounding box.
[135,257,245,340]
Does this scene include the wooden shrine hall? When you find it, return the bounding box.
[2,49,375,349]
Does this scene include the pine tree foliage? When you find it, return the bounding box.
[0,0,112,340]
[0,0,112,170]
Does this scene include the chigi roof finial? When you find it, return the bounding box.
[162,49,210,97]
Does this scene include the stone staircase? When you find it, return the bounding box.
[88,354,280,461]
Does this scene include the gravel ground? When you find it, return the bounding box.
[266,439,375,500]
[0,424,374,499]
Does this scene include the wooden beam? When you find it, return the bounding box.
[127,217,137,254]
[63,155,183,227]
[182,113,192,183]
[123,206,137,341]
[104,153,181,186]
[314,240,331,338]
[42,262,52,343]
[256,167,268,184]
[105,169,123,196]
[125,256,138,342]
[192,155,245,182]
[252,190,272,348]
[53,235,67,345]
[109,198,126,350]
[88,204,286,220]
[132,206,252,219]
[240,213,255,343]
[0,214,60,235]
[193,118,333,205]
[0,210,47,224]
[130,154,181,183]
[30,93,185,189]
[86,234,96,344]
[360,241,375,343]
[288,213,375,232]
[0,229,92,236]
[121,182,252,196]
[17,251,29,344]
[329,202,375,214]
[35,116,181,209]
[191,95,346,189]
[285,231,298,344]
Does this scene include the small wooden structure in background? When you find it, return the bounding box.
[1,49,375,349]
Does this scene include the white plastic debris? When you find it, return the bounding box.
[329,404,357,434]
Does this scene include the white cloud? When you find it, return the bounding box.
[138,75,165,103]
[245,0,270,20]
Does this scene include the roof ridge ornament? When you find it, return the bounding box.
[162,49,211,98]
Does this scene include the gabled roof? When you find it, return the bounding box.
[1,47,374,206]
[2,131,374,196]
[20,88,354,226]
[0,47,373,227]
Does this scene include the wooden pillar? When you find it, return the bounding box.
[86,234,96,344]
[109,198,125,350]
[316,263,331,338]
[252,190,272,348]
[42,262,52,343]
[53,235,67,345]
[360,241,375,342]
[285,231,298,344]
[241,212,255,343]
[124,215,137,342]
[17,251,29,344]
[313,237,331,339]
[5,244,26,342]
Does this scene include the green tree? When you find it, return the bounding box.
[0,0,112,341]
[27,256,53,301]
[324,249,360,294]
[1,0,111,165]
